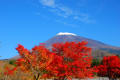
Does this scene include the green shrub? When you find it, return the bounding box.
[9,60,16,66]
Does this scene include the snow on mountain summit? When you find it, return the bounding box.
[57,32,77,36]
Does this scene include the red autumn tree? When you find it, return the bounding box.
[15,41,94,80]
[47,41,94,80]
[16,44,55,80]
[97,56,120,79]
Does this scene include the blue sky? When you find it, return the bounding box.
[0,0,120,59]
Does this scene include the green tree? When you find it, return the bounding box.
[91,58,101,67]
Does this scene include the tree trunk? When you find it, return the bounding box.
[33,73,40,80]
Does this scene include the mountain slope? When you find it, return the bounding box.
[45,32,120,58]
[45,34,120,50]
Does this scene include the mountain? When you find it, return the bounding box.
[11,32,120,59]
[45,32,120,59]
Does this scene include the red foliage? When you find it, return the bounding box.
[96,56,120,79]
[49,41,94,79]
[15,41,94,80]
[4,67,16,75]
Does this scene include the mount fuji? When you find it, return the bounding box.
[45,32,120,58]
[11,32,120,59]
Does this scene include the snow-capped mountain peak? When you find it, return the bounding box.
[57,32,77,36]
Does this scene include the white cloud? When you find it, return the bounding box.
[50,7,72,18]
[39,0,95,24]
[73,14,95,23]
[57,6,73,17]
[40,0,55,7]
[39,0,72,17]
